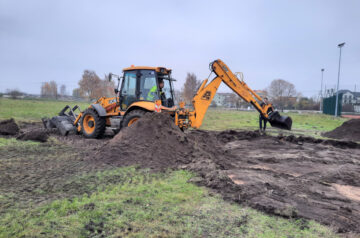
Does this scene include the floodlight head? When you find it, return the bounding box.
[321,68,325,72]
[338,42,345,48]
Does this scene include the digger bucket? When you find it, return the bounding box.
[42,105,81,136]
[268,111,292,130]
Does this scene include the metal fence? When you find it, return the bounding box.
[322,93,343,116]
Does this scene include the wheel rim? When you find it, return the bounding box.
[128,117,139,126]
[83,115,96,134]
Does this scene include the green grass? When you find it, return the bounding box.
[0,137,39,147]
[0,168,337,238]
[201,109,348,137]
[0,98,89,121]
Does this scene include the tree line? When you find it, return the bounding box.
[40,70,115,100]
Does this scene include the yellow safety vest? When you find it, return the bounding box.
[147,85,157,101]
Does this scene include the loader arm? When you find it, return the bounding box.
[209,59,272,117]
[187,59,292,130]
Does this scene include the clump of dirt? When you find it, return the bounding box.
[0,118,20,135]
[323,119,360,141]
[17,129,49,142]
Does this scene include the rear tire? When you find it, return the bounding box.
[122,109,147,128]
[80,108,106,138]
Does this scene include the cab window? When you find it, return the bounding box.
[139,70,158,101]
[162,78,172,100]
[121,71,137,109]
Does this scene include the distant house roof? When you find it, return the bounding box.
[338,90,360,97]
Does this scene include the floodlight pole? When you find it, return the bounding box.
[335,42,345,117]
[320,68,324,112]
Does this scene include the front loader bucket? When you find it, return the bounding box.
[268,111,292,130]
[42,105,80,136]
[42,116,77,136]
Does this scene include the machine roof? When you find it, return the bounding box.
[123,66,172,73]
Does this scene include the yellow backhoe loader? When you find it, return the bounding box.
[43,59,291,137]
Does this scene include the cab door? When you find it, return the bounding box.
[139,70,158,101]
[120,70,138,110]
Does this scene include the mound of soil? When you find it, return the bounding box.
[323,119,360,141]
[17,129,49,142]
[93,113,222,171]
[0,118,20,135]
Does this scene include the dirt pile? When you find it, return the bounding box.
[17,129,50,142]
[0,118,20,135]
[0,119,51,142]
[93,112,225,172]
[323,119,360,141]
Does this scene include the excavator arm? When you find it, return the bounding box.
[176,59,292,130]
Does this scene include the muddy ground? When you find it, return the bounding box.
[1,115,360,234]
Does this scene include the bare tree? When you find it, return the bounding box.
[41,82,52,98]
[267,79,297,110]
[72,88,82,98]
[6,89,23,99]
[78,70,103,100]
[49,81,58,99]
[78,70,116,100]
[100,79,116,97]
[295,97,320,110]
[181,73,201,104]
[60,84,67,97]
[41,81,58,99]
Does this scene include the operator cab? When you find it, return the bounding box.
[119,66,175,110]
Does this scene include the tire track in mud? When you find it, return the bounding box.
[215,133,360,233]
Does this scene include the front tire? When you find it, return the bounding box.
[80,108,106,138]
[122,109,147,128]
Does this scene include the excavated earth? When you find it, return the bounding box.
[92,113,360,233]
[0,118,20,135]
[324,119,360,141]
[1,115,360,234]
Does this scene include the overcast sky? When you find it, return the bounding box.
[0,0,359,96]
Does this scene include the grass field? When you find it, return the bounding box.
[0,165,336,238]
[0,98,345,237]
[0,98,90,121]
[202,109,348,138]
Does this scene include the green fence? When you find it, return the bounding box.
[322,93,343,116]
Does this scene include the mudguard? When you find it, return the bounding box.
[91,104,107,116]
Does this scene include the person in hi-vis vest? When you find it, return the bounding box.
[147,79,165,101]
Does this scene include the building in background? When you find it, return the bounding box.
[213,90,268,108]
[213,93,236,107]
[323,89,360,113]
[337,90,360,113]
[339,90,360,104]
